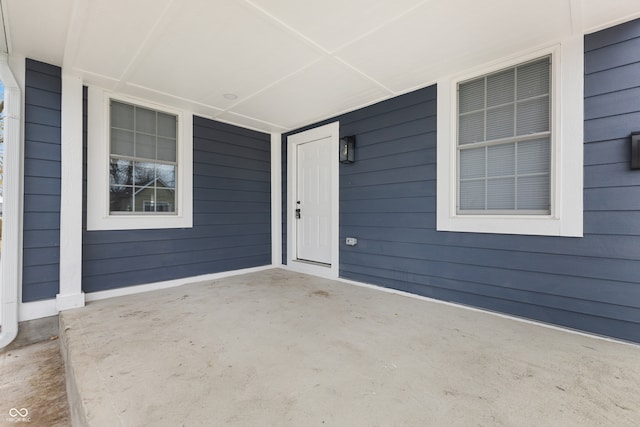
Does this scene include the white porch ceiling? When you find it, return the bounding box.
[2,0,640,133]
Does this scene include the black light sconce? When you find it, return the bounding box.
[632,132,640,169]
[340,136,356,163]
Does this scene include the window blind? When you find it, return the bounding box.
[109,100,178,213]
[457,57,551,213]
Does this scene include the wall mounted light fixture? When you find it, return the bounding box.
[632,132,640,169]
[339,136,356,163]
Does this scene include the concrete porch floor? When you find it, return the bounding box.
[60,269,640,426]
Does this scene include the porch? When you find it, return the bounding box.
[60,269,640,426]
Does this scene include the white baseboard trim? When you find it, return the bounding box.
[19,299,58,322]
[86,265,274,302]
[331,274,640,349]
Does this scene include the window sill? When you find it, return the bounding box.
[86,213,193,231]
[437,214,582,237]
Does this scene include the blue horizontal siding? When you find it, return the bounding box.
[282,17,640,343]
[84,255,269,292]
[84,244,269,276]
[584,17,640,51]
[83,234,271,261]
[25,104,62,127]
[584,112,640,143]
[23,159,61,179]
[583,34,640,74]
[584,162,640,188]
[25,86,63,110]
[82,115,271,293]
[584,86,640,120]
[22,59,61,302]
[584,62,640,98]
[24,140,62,162]
[583,138,628,165]
[24,122,62,145]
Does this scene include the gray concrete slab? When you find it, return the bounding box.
[60,269,640,426]
[4,315,59,351]
[0,333,70,426]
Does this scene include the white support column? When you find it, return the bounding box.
[270,133,282,266]
[57,74,85,311]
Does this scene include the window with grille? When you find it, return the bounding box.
[109,100,177,214]
[457,57,551,214]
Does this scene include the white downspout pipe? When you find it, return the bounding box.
[0,52,22,349]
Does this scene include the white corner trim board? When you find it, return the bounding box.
[0,53,23,349]
[271,132,283,266]
[58,73,85,311]
[436,36,584,237]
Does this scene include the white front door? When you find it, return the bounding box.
[287,121,339,277]
[296,137,332,264]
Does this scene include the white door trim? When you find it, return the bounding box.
[286,122,339,278]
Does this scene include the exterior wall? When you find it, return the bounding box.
[22,59,61,302]
[82,115,271,292]
[283,19,640,343]
[24,60,271,299]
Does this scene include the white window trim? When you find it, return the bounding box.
[437,37,583,237]
[87,87,193,230]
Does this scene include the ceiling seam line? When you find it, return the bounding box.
[61,0,88,71]
[124,82,224,111]
[113,0,177,93]
[242,0,331,55]
[213,112,288,132]
[331,0,433,53]
[285,93,399,131]
[216,57,325,113]
[195,0,331,106]
[331,56,396,95]
[116,76,288,130]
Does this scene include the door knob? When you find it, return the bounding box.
[295,208,301,219]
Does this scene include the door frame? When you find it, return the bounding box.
[286,121,339,278]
